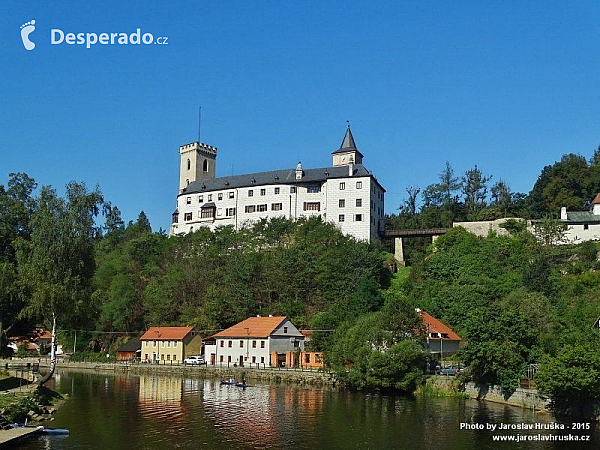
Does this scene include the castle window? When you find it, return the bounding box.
[260,189,266,196]
[226,208,236,216]
[274,187,280,194]
[218,193,223,201]
[307,185,320,193]
[248,190,254,197]
[339,214,345,222]
[303,202,320,211]
[184,212,192,221]
[355,214,362,222]
[356,181,362,189]
[203,160,208,172]
[584,223,589,230]
[208,194,212,201]
[229,192,234,199]
[339,182,345,190]
[186,179,189,186]
[290,187,296,194]
[217,208,223,216]
[245,205,256,213]
[258,204,267,212]
[199,195,203,202]
[339,199,345,208]
[186,197,191,204]
[356,199,362,207]
[201,208,214,219]
[271,203,282,211]
[187,159,191,170]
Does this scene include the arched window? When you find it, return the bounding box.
[203,160,208,172]
[187,159,191,170]
[186,179,189,186]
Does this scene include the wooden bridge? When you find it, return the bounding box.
[381,228,449,266]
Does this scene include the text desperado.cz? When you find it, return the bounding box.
[51,29,168,48]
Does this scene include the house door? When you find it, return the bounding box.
[152,353,157,362]
[239,355,244,367]
[211,353,216,365]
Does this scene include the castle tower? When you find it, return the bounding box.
[179,141,217,192]
[332,125,364,167]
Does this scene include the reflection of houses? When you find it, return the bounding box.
[417,309,462,356]
[138,374,183,403]
[116,339,141,361]
[204,316,304,367]
[140,327,201,363]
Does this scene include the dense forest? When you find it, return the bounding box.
[1,145,600,417]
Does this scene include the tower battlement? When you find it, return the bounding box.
[179,141,218,155]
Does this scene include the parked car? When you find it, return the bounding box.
[184,355,205,365]
[436,365,460,376]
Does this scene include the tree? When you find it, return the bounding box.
[462,166,491,215]
[532,216,567,246]
[16,182,103,385]
[399,186,420,216]
[135,211,152,233]
[490,180,512,217]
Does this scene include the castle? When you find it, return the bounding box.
[169,127,385,242]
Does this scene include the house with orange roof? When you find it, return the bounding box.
[140,326,201,364]
[416,309,462,356]
[204,315,304,368]
[556,193,600,244]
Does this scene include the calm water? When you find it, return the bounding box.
[14,369,598,449]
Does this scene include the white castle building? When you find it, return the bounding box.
[169,127,385,242]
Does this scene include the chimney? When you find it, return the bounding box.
[268,314,273,317]
[560,207,567,220]
[295,162,303,180]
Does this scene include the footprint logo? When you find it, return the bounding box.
[20,20,36,50]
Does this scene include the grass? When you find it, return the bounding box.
[415,383,469,398]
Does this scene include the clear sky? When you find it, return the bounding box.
[2,1,600,231]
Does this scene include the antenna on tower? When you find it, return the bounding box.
[198,106,202,143]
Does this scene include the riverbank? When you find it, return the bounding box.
[34,359,337,386]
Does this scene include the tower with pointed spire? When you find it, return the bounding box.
[332,125,364,167]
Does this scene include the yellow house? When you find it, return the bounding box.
[140,326,201,364]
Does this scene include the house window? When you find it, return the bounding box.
[339,214,345,222]
[220,340,224,347]
[173,341,177,348]
[167,341,171,348]
[208,194,212,201]
[184,213,192,221]
[161,354,164,360]
[226,208,236,216]
[355,214,362,221]
[584,223,589,230]
[303,202,320,211]
[220,355,224,362]
[186,197,191,204]
[161,341,165,348]
[271,203,282,211]
[229,192,234,199]
[248,190,254,197]
[258,204,267,212]
[173,355,177,361]
[201,208,214,219]
[283,327,288,334]
[260,356,265,364]
[260,341,265,348]
[228,356,232,363]
[167,354,171,360]
[339,199,345,208]
[305,354,310,363]
[290,187,296,193]
[356,199,362,207]
[275,187,280,194]
[240,340,244,347]
[228,340,232,348]
[145,341,149,347]
[307,185,320,193]
[252,340,257,348]
[245,205,256,213]
[199,195,203,202]
[339,182,345,190]
[153,341,156,347]
[252,356,256,363]
[260,189,266,196]
[356,181,362,189]
[218,193,223,201]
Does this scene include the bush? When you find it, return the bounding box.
[69,351,116,363]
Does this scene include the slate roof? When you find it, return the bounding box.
[180,163,383,196]
[332,126,363,155]
[117,339,141,353]
[140,327,195,341]
[564,212,600,223]
[212,316,302,338]
[418,310,462,341]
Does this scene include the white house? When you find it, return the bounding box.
[558,193,600,244]
[203,316,304,368]
[169,127,385,242]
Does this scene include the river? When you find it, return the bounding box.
[14,369,598,449]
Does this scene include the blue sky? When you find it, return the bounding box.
[2,1,600,231]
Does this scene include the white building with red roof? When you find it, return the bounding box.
[417,309,462,356]
[557,193,600,244]
[204,316,304,368]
